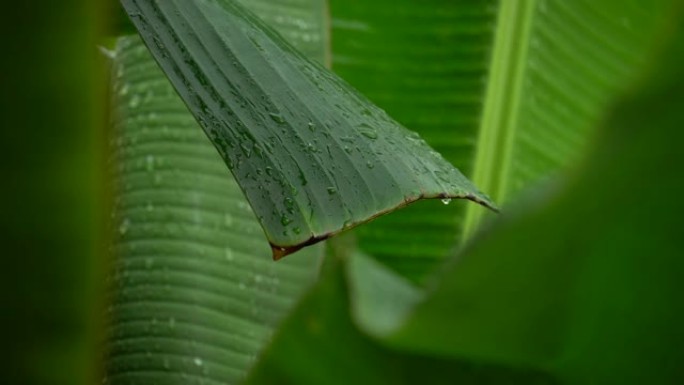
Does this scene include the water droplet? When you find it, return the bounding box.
[307,121,315,131]
[119,83,129,96]
[194,357,203,366]
[284,197,295,214]
[327,187,337,195]
[358,123,378,139]
[269,112,286,124]
[119,218,130,235]
[128,94,141,108]
[224,213,233,226]
[280,215,292,226]
[366,161,375,169]
[145,155,155,172]
[293,227,301,234]
[240,142,252,158]
[441,198,452,205]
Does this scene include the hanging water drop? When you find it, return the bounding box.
[441,198,452,205]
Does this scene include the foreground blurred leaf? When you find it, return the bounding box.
[2,1,102,385]
[120,0,495,258]
[105,1,327,381]
[246,255,556,385]
[463,0,669,235]
[247,3,684,383]
[330,0,498,283]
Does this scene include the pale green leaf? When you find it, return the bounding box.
[105,26,323,385]
[464,0,669,235]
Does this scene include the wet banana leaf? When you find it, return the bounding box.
[119,0,496,259]
[246,4,684,383]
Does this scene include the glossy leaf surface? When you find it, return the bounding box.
[120,0,495,257]
[247,3,684,384]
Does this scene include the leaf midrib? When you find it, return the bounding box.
[462,0,536,238]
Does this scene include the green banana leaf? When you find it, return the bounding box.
[104,1,327,383]
[329,0,670,283]
[463,0,669,235]
[119,0,495,258]
[246,3,684,384]
[329,0,499,283]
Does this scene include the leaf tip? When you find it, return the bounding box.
[271,243,305,261]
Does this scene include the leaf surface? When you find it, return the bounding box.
[389,11,684,381]
[329,0,499,282]
[120,0,495,258]
[105,24,323,385]
[464,0,669,234]
[247,3,684,383]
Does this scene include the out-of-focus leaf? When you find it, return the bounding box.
[246,255,557,385]
[120,0,495,259]
[104,27,323,385]
[1,1,102,385]
[329,0,499,283]
[463,0,669,235]
[248,3,684,384]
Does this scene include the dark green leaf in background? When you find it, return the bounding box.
[120,0,495,258]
